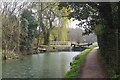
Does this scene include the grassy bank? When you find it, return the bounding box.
[64,46,96,79]
[97,50,120,79]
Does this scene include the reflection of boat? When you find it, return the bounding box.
[72,45,87,51]
[71,42,93,51]
[37,47,47,53]
[33,47,47,54]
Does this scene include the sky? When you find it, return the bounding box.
[68,18,80,29]
[68,18,85,30]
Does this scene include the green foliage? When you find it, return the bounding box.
[21,18,29,28]
[50,27,59,41]
[58,2,98,34]
[97,50,120,79]
[20,9,38,54]
[112,75,120,79]
[60,17,68,41]
[94,24,104,36]
[64,46,96,79]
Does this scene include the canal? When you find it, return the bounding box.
[2,51,81,78]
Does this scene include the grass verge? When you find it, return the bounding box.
[64,46,96,79]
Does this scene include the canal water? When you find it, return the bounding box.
[2,51,80,78]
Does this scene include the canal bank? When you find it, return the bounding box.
[64,46,96,78]
[2,43,90,60]
[2,45,71,60]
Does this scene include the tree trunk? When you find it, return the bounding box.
[115,28,119,74]
[43,30,50,45]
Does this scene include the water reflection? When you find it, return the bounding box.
[2,51,80,78]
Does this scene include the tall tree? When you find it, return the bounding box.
[33,2,60,45]
[20,9,38,54]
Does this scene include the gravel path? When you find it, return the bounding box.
[77,47,108,78]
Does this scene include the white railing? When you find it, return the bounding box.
[50,41,75,45]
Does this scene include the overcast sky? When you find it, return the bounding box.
[68,18,79,29]
[68,18,85,30]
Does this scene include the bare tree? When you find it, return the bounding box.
[68,28,84,44]
[1,0,29,59]
[32,2,60,45]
